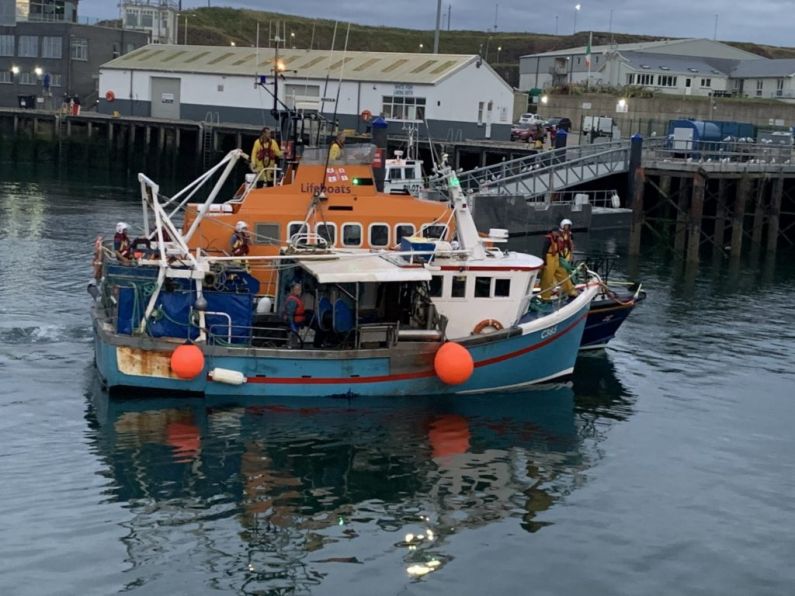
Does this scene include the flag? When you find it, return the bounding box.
[585,32,592,68]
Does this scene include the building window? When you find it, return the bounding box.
[0,71,11,84]
[637,73,653,85]
[253,223,280,245]
[429,275,443,298]
[477,100,484,124]
[125,10,139,27]
[494,279,511,297]
[141,10,154,28]
[700,78,711,88]
[70,38,88,61]
[18,35,39,57]
[342,223,362,247]
[126,42,136,54]
[776,79,784,97]
[0,34,14,57]
[19,71,36,85]
[382,95,426,121]
[656,75,677,87]
[756,80,763,97]
[626,73,635,85]
[50,73,62,87]
[42,36,62,59]
[475,277,491,298]
[369,223,389,247]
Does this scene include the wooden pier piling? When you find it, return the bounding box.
[767,172,784,255]
[674,177,689,254]
[629,167,645,256]
[713,178,728,259]
[731,174,750,258]
[687,171,706,263]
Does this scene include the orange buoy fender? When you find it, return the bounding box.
[434,342,474,385]
[472,319,504,335]
[170,344,205,380]
[105,90,116,102]
[361,109,372,122]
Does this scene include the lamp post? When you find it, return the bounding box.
[419,42,424,52]
[573,4,581,34]
[11,65,20,108]
[497,45,502,63]
[290,31,295,48]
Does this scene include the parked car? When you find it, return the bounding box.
[518,112,545,125]
[510,122,544,142]
[544,117,572,133]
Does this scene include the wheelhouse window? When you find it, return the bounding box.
[494,279,511,297]
[429,275,443,297]
[451,276,467,298]
[253,223,280,245]
[388,167,403,180]
[342,223,362,247]
[395,224,415,244]
[316,223,337,246]
[475,277,491,298]
[369,223,389,247]
[287,221,308,242]
[421,224,447,240]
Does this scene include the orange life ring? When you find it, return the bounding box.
[472,319,504,335]
[361,109,372,122]
[105,90,116,103]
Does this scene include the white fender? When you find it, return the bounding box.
[209,368,247,385]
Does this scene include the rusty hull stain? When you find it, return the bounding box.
[117,346,177,379]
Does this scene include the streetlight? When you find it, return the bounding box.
[573,3,581,34]
[230,41,236,47]
[541,94,549,105]
[11,65,19,75]
[497,45,502,62]
[419,42,424,51]
[290,31,295,48]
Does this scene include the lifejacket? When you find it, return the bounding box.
[257,139,276,165]
[114,232,132,259]
[284,294,306,324]
[231,231,249,256]
[544,232,559,256]
[559,230,573,259]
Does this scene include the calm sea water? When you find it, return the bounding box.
[1,164,794,595]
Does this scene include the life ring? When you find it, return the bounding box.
[105,90,116,103]
[472,319,504,335]
[360,109,372,122]
[92,235,104,279]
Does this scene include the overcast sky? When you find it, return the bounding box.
[82,0,794,48]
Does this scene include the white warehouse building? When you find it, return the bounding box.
[98,45,514,140]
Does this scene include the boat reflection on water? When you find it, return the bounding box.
[85,357,634,591]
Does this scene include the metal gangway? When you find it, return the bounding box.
[435,140,633,200]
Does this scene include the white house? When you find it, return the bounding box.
[121,0,178,45]
[520,38,760,97]
[730,59,795,100]
[98,45,515,140]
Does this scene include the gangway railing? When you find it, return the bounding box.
[431,140,632,200]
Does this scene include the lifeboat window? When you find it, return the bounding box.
[429,275,443,297]
[369,223,389,247]
[474,277,491,298]
[495,279,511,297]
[421,224,447,240]
[388,167,403,180]
[253,223,281,245]
[288,221,308,243]
[451,275,467,298]
[395,224,415,243]
[342,223,363,247]
[317,223,337,246]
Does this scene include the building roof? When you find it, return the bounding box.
[620,51,740,77]
[731,59,795,78]
[102,45,477,85]
[521,38,761,61]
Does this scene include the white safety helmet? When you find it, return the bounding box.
[116,222,129,234]
[560,218,573,229]
[235,221,248,232]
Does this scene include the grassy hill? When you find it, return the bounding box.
[117,7,795,88]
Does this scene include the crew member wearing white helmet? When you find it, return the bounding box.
[230,221,250,257]
[539,220,578,301]
[113,222,132,264]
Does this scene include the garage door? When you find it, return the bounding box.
[150,77,181,120]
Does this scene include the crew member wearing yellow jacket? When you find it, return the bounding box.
[539,221,578,301]
[251,127,283,186]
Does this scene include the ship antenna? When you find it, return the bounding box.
[319,21,351,193]
[316,21,339,147]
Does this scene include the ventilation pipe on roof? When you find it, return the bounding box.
[433,0,442,54]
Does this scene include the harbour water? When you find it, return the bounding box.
[1,163,794,595]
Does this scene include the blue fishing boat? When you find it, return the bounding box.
[89,150,599,397]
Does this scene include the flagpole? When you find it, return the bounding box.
[586,31,592,90]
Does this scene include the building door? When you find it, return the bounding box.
[685,78,692,96]
[150,77,181,120]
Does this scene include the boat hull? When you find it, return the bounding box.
[580,292,639,350]
[93,289,596,397]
